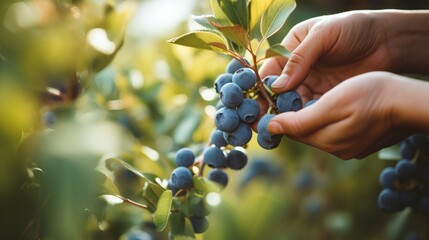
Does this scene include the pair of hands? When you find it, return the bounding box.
[258,10,429,159]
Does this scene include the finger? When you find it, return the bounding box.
[271,25,327,93]
[267,98,340,137]
[259,18,319,81]
[259,57,288,79]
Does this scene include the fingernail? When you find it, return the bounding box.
[271,74,289,89]
[268,121,282,134]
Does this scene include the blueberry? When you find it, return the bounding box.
[378,188,403,212]
[214,107,240,132]
[409,134,429,156]
[257,114,282,142]
[237,98,260,123]
[239,159,282,187]
[210,129,228,147]
[226,58,250,74]
[257,133,281,150]
[276,91,302,113]
[399,138,417,160]
[219,83,243,108]
[167,180,179,196]
[409,134,428,148]
[223,122,252,146]
[189,216,209,234]
[395,160,416,180]
[203,146,226,168]
[262,75,278,89]
[304,99,317,108]
[379,167,399,189]
[232,68,257,91]
[214,73,233,93]
[42,111,56,126]
[190,199,212,217]
[207,168,228,187]
[294,169,314,190]
[175,148,195,167]
[170,167,193,189]
[226,149,248,170]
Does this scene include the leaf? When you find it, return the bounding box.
[153,190,173,232]
[378,146,401,161]
[192,175,206,197]
[143,182,165,211]
[191,15,218,31]
[167,31,229,54]
[260,0,296,39]
[169,212,195,239]
[265,43,291,58]
[211,0,248,29]
[249,0,275,31]
[174,236,196,240]
[105,157,160,185]
[210,0,232,25]
[209,20,249,48]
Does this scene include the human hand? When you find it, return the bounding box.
[259,10,396,102]
[266,72,416,160]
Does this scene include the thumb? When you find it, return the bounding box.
[267,100,333,137]
[270,30,325,93]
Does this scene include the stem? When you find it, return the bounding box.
[116,195,149,210]
[255,36,267,57]
[250,53,278,114]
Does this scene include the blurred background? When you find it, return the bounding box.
[1,0,428,239]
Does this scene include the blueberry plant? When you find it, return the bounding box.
[159,0,304,237]
[2,0,428,239]
[378,134,429,215]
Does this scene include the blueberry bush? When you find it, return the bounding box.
[1,0,428,239]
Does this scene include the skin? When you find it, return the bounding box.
[258,10,429,160]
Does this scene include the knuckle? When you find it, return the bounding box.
[287,51,306,68]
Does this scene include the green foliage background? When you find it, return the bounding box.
[0,0,428,239]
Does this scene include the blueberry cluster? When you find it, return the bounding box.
[377,134,429,215]
[166,58,313,234]
[214,59,259,148]
[215,58,308,151]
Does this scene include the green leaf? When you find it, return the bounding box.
[153,190,173,232]
[191,15,218,31]
[210,0,232,25]
[265,43,291,58]
[192,175,206,197]
[249,0,275,31]
[169,212,195,239]
[167,31,229,54]
[209,20,249,48]
[260,0,296,39]
[143,182,166,211]
[174,236,196,240]
[210,0,248,29]
[105,157,160,185]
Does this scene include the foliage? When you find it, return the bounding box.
[1,0,428,240]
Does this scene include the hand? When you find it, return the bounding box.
[259,10,396,102]
[267,72,416,160]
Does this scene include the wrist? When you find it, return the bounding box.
[377,10,429,74]
[390,74,429,133]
